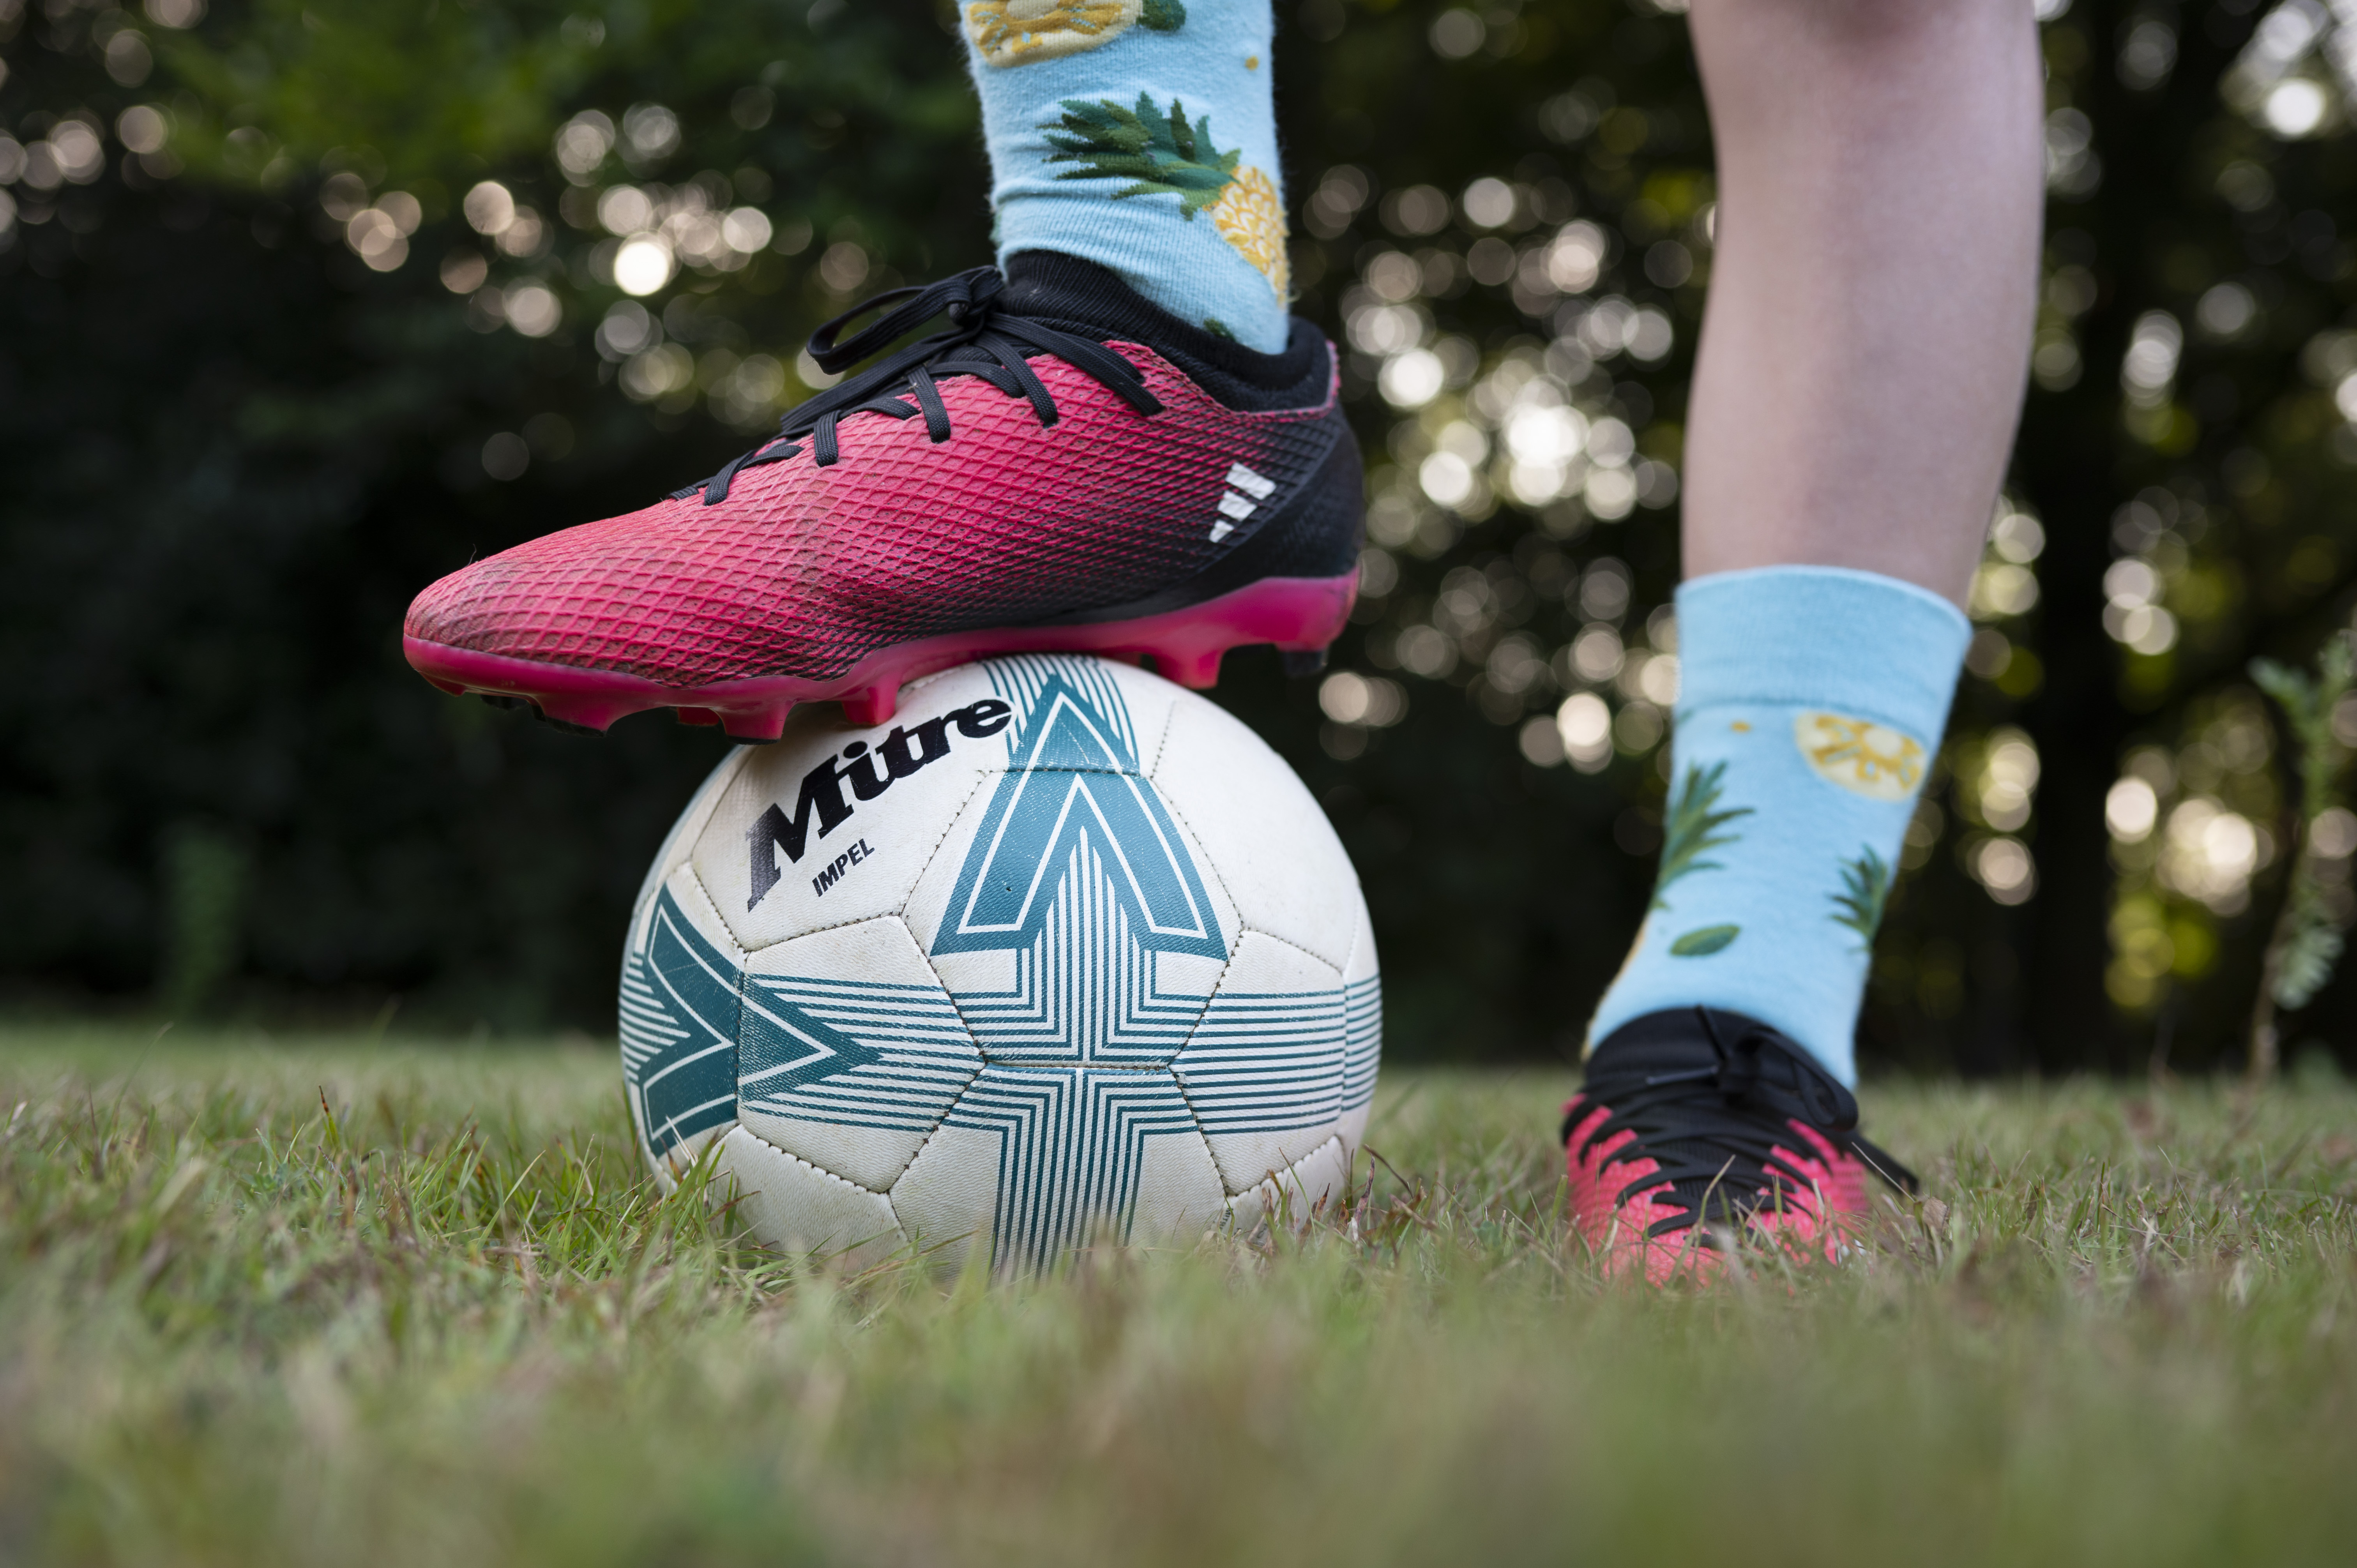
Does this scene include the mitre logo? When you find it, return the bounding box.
[744,697,1012,909]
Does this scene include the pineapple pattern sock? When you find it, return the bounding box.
[961,0,1291,352]
[1585,566,1973,1087]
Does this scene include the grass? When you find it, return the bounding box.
[2,1025,2354,1566]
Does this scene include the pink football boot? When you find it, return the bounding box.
[403,254,1363,740]
[1561,1007,1917,1285]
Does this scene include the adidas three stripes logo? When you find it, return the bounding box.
[1208,463,1276,544]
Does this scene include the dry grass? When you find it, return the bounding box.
[2,1024,2353,1566]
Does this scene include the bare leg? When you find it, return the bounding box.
[1680,0,2044,606]
[1569,1,2042,1275]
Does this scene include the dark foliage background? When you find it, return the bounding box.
[8,0,2357,1071]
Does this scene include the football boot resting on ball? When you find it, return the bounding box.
[402,253,1364,741]
[1562,1006,1917,1285]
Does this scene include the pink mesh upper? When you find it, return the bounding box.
[405,344,1345,688]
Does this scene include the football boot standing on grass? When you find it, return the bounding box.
[404,0,1358,742]
[1565,0,2044,1284]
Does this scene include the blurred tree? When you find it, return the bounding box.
[6,0,2357,1070]
[0,0,994,1026]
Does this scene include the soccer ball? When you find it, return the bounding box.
[618,654,1382,1273]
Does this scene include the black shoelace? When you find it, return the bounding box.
[674,267,1165,506]
[1564,1007,1917,1240]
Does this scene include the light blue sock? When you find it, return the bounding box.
[1587,567,1973,1086]
[959,0,1291,351]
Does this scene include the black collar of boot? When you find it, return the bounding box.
[1000,250,1330,413]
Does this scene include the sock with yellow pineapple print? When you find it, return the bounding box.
[1586,566,1972,1086]
[960,0,1292,352]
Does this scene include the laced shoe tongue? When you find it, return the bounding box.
[1570,1007,1918,1236]
[1581,1007,1861,1132]
[800,267,1012,377]
[673,266,1163,506]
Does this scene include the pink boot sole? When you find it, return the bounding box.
[405,570,1358,740]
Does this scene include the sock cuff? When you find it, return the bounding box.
[1673,565,1972,740]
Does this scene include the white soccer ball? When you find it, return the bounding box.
[618,654,1382,1273]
